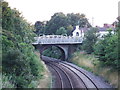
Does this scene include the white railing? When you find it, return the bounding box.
[33,35,83,44]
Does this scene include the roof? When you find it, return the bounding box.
[97,27,116,32]
[98,27,107,31]
[72,27,89,33]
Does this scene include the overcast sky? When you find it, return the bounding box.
[5,0,119,27]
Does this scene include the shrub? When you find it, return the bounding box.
[81,27,99,54]
[94,33,119,70]
[2,74,15,88]
[2,1,45,88]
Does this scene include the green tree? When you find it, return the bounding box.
[94,33,119,69]
[34,21,45,36]
[45,12,68,35]
[2,1,14,31]
[44,12,91,35]
[67,13,91,27]
[66,25,74,35]
[94,17,119,70]
[56,27,67,35]
[2,1,44,88]
[82,27,99,54]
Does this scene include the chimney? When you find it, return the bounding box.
[104,24,108,28]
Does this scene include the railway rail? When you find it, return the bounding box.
[42,56,114,89]
[48,63,73,88]
[59,62,98,89]
[47,62,99,89]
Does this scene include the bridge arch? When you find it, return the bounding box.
[39,45,67,60]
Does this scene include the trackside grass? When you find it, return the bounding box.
[35,51,52,88]
[71,51,118,88]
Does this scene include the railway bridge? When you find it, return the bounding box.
[32,35,83,60]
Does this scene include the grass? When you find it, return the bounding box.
[71,51,118,88]
[37,61,52,88]
[35,51,52,88]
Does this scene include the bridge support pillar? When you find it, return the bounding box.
[57,45,69,60]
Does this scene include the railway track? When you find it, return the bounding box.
[59,62,99,89]
[48,63,74,88]
[42,56,114,89]
[47,62,98,89]
[47,64,63,88]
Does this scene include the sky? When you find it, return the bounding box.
[5,0,119,27]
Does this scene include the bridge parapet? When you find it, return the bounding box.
[32,35,83,45]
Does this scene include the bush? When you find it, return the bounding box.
[81,27,99,54]
[2,1,45,88]
[94,33,119,70]
[2,74,15,88]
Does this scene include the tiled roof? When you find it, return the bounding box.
[98,27,107,31]
[97,27,116,32]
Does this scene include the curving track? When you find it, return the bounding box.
[48,63,73,88]
[60,62,98,89]
[47,62,98,89]
[42,56,114,89]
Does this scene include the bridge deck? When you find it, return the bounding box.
[32,35,83,45]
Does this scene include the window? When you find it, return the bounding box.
[76,32,79,36]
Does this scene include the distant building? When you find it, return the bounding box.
[72,23,116,38]
[72,26,81,37]
[96,23,116,38]
[72,25,89,37]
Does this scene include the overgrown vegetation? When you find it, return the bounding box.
[81,27,99,54]
[94,33,119,70]
[79,19,119,70]
[1,1,45,88]
[71,52,118,88]
[71,17,119,88]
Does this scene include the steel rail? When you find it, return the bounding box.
[48,62,74,89]
[60,62,99,90]
[47,64,63,88]
[54,62,88,89]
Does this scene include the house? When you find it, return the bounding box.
[72,25,88,37]
[96,23,115,38]
[72,25,81,37]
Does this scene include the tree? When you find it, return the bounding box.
[67,13,91,28]
[82,27,99,54]
[34,21,45,36]
[94,17,119,70]
[56,27,67,35]
[2,1,44,88]
[44,12,91,35]
[94,33,119,69]
[45,12,68,35]
[2,1,14,31]
[66,25,74,36]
